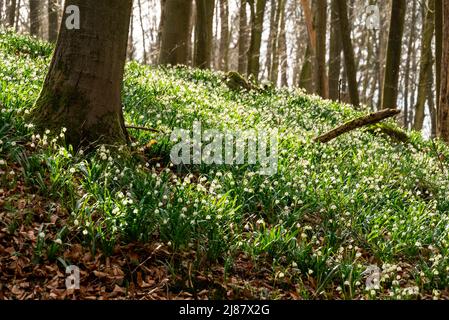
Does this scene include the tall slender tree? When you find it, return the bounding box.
[48,0,59,42]
[31,0,133,148]
[413,0,435,131]
[328,0,341,101]
[238,0,249,75]
[314,0,327,97]
[219,0,230,71]
[159,0,193,65]
[247,0,267,79]
[336,0,360,106]
[381,0,406,109]
[194,0,215,69]
[29,0,42,37]
[6,0,16,27]
[438,1,449,142]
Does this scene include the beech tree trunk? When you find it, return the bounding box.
[6,0,16,27]
[159,0,192,65]
[438,1,449,142]
[238,0,249,75]
[403,0,417,129]
[30,0,41,37]
[435,0,443,116]
[48,0,59,42]
[328,0,341,101]
[194,0,215,69]
[336,0,360,107]
[381,0,406,109]
[31,0,133,148]
[219,0,230,71]
[314,0,327,97]
[413,0,435,131]
[247,0,266,79]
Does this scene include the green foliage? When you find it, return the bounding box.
[1,32,449,299]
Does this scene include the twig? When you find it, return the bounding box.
[314,109,401,143]
[125,125,163,134]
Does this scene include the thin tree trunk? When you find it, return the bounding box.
[266,0,277,81]
[247,0,267,79]
[6,0,16,27]
[159,0,193,65]
[31,0,133,148]
[403,0,417,129]
[336,0,360,107]
[314,0,327,97]
[438,1,449,142]
[238,0,249,75]
[270,0,284,84]
[328,0,341,101]
[299,44,313,92]
[47,0,59,42]
[127,5,135,61]
[435,0,443,118]
[137,0,148,64]
[219,0,230,71]
[29,0,41,37]
[194,0,214,69]
[279,3,288,87]
[381,0,406,109]
[428,64,437,138]
[413,0,435,131]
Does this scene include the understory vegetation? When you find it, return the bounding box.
[1,31,449,299]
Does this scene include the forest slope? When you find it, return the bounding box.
[1,32,449,299]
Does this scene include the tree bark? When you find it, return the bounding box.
[159,0,193,65]
[48,0,59,42]
[413,0,435,131]
[6,0,16,27]
[336,0,360,107]
[194,0,215,69]
[247,0,267,79]
[315,109,401,143]
[266,0,277,81]
[328,0,341,101]
[219,0,230,71]
[403,0,417,129]
[29,0,41,37]
[435,0,443,117]
[314,0,327,97]
[270,0,284,84]
[381,0,406,109]
[238,0,249,75]
[438,1,449,142]
[31,0,133,148]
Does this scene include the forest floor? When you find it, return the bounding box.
[1,31,449,300]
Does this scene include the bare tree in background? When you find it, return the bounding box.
[247,0,267,79]
[159,0,193,65]
[381,0,406,109]
[438,1,449,142]
[194,0,214,69]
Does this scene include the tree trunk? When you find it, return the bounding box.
[238,0,249,75]
[159,0,192,65]
[31,0,133,148]
[381,0,406,109]
[137,0,148,64]
[413,0,435,131]
[314,0,327,97]
[6,0,16,27]
[247,0,266,79]
[47,0,59,42]
[278,1,288,87]
[336,0,360,107]
[194,0,215,69]
[435,0,443,117]
[29,0,41,37]
[328,0,341,101]
[438,1,449,142]
[299,44,313,92]
[266,0,277,81]
[219,0,230,71]
[403,0,417,129]
[270,0,284,84]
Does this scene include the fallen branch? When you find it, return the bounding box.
[314,108,401,143]
[125,125,163,134]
